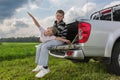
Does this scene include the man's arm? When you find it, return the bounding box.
[27,12,40,28]
[55,37,71,44]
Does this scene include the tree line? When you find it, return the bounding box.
[0,37,39,42]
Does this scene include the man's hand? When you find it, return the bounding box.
[55,37,71,44]
[64,40,71,44]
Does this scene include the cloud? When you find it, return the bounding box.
[16,0,44,13]
[0,18,36,38]
[10,26,39,38]
[0,0,28,22]
[0,15,54,38]
[49,0,88,6]
[40,16,54,28]
[82,2,96,13]
[14,21,29,28]
[0,11,54,38]
[0,18,29,31]
[48,0,97,24]
[0,30,6,38]
[49,0,68,6]
[1,0,119,38]
[49,0,89,10]
[104,1,120,8]
[64,2,96,24]
[16,7,27,12]
[64,7,85,24]
[0,19,15,32]
[28,0,44,10]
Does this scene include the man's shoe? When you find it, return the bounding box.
[35,68,50,78]
[32,65,43,72]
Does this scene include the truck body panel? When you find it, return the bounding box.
[81,20,120,57]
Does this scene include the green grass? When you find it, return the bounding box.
[0,42,120,80]
[0,42,37,61]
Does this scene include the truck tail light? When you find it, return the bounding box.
[78,22,91,43]
[67,51,73,56]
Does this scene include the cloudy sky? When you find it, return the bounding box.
[0,0,120,38]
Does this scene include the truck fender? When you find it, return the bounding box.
[105,30,120,57]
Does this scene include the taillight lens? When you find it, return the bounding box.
[78,22,91,43]
[67,51,73,56]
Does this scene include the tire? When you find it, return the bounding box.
[107,42,120,75]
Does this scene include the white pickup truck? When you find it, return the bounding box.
[49,4,120,75]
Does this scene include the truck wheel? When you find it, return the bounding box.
[107,42,120,75]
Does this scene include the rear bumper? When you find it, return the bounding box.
[35,44,85,59]
[49,49,84,59]
[66,50,84,59]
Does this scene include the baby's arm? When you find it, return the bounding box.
[55,37,71,44]
[27,12,40,28]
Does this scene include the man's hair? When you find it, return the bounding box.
[48,26,57,35]
[56,10,65,16]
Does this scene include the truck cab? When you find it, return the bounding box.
[91,4,120,21]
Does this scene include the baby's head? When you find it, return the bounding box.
[44,26,57,36]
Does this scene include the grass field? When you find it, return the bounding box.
[0,42,120,80]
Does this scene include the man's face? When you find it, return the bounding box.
[56,13,64,23]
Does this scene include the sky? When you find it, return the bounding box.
[0,0,120,38]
